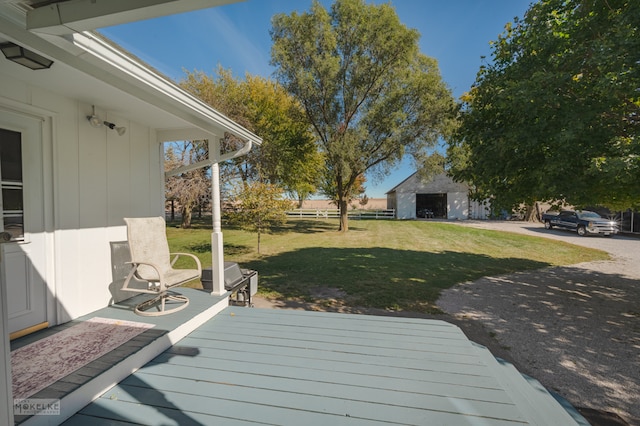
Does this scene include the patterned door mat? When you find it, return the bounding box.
[11,317,154,399]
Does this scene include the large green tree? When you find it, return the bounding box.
[449,0,640,213]
[271,0,456,231]
[180,68,323,201]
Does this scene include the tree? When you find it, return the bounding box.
[165,142,210,228]
[226,182,292,254]
[417,151,446,182]
[449,0,640,213]
[180,68,324,202]
[271,0,456,231]
[318,171,366,208]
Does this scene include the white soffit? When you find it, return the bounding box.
[27,0,241,35]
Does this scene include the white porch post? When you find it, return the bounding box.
[208,139,225,295]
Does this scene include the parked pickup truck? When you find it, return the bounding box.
[541,210,619,237]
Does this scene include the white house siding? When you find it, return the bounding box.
[1,76,163,324]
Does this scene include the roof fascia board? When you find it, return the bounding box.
[27,0,241,36]
[69,31,261,145]
[157,128,213,143]
[386,171,417,194]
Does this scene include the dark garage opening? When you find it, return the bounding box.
[416,193,447,219]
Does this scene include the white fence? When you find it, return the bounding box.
[286,208,395,220]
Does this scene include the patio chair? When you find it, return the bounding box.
[122,217,202,316]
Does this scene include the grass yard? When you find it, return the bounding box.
[167,218,609,313]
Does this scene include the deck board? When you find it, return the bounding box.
[159,345,504,393]
[64,307,581,425]
[126,363,524,421]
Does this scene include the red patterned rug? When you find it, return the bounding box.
[11,317,154,399]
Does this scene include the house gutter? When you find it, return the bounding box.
[164,140,253,178]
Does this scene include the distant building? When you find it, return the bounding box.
[386,172,490,220]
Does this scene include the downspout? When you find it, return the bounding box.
[207,138,252,295]
[165,138,253,295]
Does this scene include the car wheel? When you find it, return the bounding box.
[577,225,587,236]
[544,221,552,230]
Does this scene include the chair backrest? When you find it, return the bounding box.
[124,217,171,281]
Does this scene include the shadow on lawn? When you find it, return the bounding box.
[244,247,550,313]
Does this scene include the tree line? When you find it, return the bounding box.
[167,0,638,236]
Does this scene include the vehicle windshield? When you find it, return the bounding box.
[577,211,602,219]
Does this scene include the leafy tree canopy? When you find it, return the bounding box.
[180,68,324,202]
[449,0,640,212]
[271,0,456,231]
[226,181,292,254]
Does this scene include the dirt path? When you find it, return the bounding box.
[438,221,640,426]
[253,221,639,425]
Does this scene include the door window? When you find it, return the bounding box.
[0,128,24,241]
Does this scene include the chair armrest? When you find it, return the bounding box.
[122,260,164,292]
[169,252,202,274]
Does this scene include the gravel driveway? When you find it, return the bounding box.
[438,221,640,425]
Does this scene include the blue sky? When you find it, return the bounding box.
[100,0,532,198]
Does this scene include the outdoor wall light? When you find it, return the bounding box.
[86,105,126,136]
[0,42,53,70]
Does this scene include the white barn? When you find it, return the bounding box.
[0,1,261,423]
[387,172,490,220]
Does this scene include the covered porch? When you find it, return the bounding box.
[12,295,586,425]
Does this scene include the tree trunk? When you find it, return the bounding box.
[181,204,193,229]
[257,230,261,254]
[523,202,540,222]
[338,198,349,232]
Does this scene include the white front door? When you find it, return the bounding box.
[0,110,48,336]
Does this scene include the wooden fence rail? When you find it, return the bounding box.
[286,208,395,219]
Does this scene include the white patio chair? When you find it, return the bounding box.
[122,217,202,316]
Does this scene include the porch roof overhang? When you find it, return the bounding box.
[0,1,262,148]
[26,0,240,36]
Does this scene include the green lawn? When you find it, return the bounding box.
[167,218,609,313]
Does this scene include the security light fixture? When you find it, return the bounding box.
[86,105,126,136]
[0,42,53,70]
[104,120,127,136]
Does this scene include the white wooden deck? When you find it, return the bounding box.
[60,307,584,425]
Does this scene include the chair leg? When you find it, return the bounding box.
[134,292,189,316]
